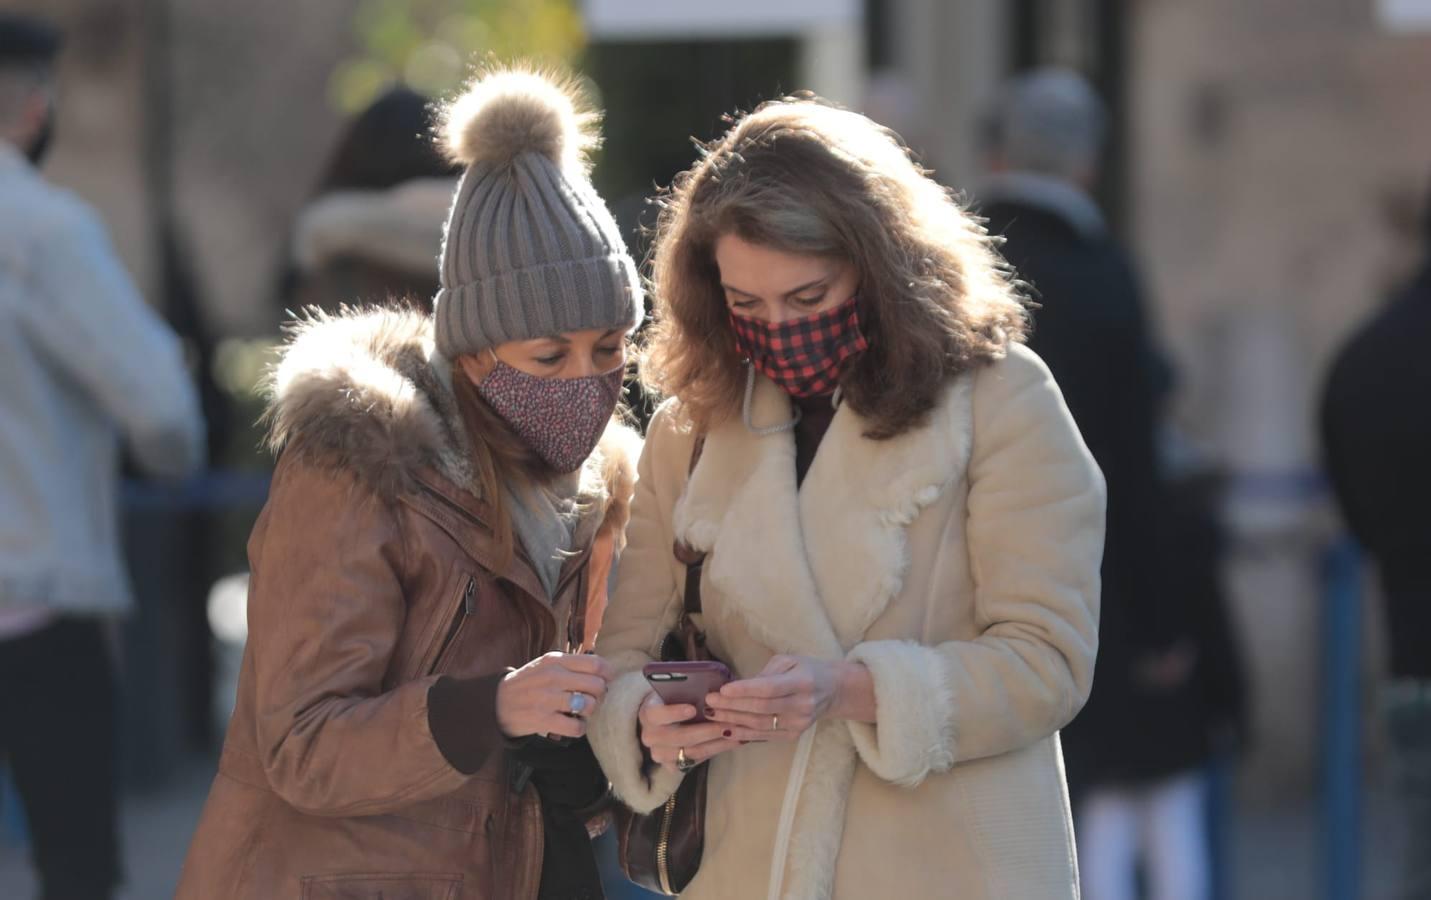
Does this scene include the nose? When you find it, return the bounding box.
[766,301,801,325]
[569,354,599,378]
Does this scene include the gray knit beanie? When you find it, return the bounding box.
[433,68,643,358]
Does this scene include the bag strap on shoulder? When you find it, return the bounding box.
[673,434,707,616]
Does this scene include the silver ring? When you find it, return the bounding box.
[771,714,780,732]
[568,691,588,716]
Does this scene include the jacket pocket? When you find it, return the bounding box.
[428,575,478,675]
[414,573,479,677]
[300,872,462,900]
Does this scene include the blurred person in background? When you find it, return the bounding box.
[0,12,205,900]
[178,68,642,900]
[281,85,460,317]
[1320,172,1431,900]
[979,69,1214,900]
[1072,424,1249,900]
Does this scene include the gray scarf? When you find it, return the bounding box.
[503,471,584,601]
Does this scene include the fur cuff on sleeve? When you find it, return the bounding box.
[845,640,957,787]
[587,669,685,812]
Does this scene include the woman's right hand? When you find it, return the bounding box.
[496,652,613,740]
[638,692,741,772]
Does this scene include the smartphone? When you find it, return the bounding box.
[643,660,732,723]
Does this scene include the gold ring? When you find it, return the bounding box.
[676,747,696,772]
[771,714,780,732]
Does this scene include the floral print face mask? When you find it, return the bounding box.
[477,358,625,473]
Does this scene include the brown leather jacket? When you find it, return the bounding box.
[177,309,636,900]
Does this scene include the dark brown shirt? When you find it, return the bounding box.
[795,392,839,486]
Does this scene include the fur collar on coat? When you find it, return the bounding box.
[261,305,639,543]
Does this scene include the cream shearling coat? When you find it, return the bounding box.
[588,342,1106,899]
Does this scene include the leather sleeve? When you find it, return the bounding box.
[427,672,507,775]
[245,455,470,816]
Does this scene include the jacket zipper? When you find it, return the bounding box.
[656,791,678,894]
[427,577,477,675]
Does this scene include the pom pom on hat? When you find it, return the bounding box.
[440,67,599,174]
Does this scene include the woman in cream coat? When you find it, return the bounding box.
[588,95,1107,899]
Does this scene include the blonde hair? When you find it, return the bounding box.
[642,95,1028,439]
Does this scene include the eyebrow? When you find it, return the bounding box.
[533,328,625,346]
[720,277,830,300]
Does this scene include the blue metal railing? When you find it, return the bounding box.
[1321,537,1362,900]
[120,469,272,512]
[1207,751,1235,900]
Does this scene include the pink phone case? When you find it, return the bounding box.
[643,661,733,723]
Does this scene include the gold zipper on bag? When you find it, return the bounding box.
[656,791,678,894]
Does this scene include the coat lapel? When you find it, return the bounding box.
[673,375,841,659]
[672,372,975,657]
[800,376,975,649]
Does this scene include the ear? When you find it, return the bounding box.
[457,352,495,386]
[4,86,50,149]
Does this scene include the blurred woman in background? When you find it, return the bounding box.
[282,85,459,316]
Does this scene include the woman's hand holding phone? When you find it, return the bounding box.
[705,654,877,742]
[638,660,739,770]
[496,652,613,740]
[637,692,741,771]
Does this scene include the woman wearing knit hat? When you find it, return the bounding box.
[587,97,1105,898]
[177,68,642,900]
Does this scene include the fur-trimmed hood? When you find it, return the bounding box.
[291,177,457,277]
[263,306,639,529]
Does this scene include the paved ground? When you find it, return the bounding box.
[0,756,1413,899]
[0,758,213,898]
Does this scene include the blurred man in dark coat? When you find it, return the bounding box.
[1321,177,1431,900]
[980,69,1245,900]
[980,67,1170,793]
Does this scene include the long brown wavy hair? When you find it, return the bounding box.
[641,95,1029,439]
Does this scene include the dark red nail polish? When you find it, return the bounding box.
[705,707,716,717]
[723,730,733,738]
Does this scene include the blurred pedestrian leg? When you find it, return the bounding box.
[280,85,458,319]
[0,620,120,899]
[1078,784,1139,900]
[1078,772,1211,900]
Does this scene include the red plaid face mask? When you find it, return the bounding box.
[729,296,869,398]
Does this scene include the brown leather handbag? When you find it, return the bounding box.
[615,437,713,895]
